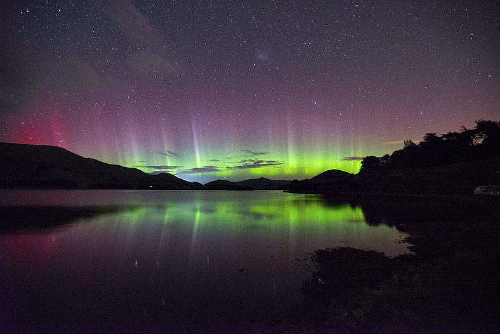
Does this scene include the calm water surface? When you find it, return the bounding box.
[1,190,409,331]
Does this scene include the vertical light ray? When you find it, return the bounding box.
[191,115,201,168]
[189,202,202,264]
[158,202,171,252]
[158,121,171,167]
[286,116,296,175]
[287,199,298,265]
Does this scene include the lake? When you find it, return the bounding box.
[1,190,410,332]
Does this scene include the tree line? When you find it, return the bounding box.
[361,120,500,173]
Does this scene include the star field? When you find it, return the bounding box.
[1,0,499,182]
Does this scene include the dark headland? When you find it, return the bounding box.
[0,142,201,190]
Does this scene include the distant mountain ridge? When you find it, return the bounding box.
[286,160,500,195]
[0,142,199,189]
[234,177,291,190]
[0,142,294,190]
[310,169,352,181]
[204,179,253,190]
[286,169,355,193]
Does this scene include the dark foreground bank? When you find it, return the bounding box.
[281,197,500,333]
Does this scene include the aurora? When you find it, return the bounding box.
[1,0,499,183]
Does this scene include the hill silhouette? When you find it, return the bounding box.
[287,169,355,193]
[0,142,199,189]
[234,177,291,190]
[203,179,253,190]
[310,169,352,181]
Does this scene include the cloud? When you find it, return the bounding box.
[179,166,221,174]
[110,0,164,49]
[156,150,180,157]
[136,165,181,170]
[243,150,266,156]
[64,58,107,91]
[342,156,365,161]
[110,0,179,80]
[149,171,174,175]
[384,140,406,145]
[126,51,177,78]
[383,139,422,145]
[227,160,283,170]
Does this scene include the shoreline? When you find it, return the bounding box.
[286,190,500,204]
[283,196,500,332]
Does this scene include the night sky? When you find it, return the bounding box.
[1,0,499,183]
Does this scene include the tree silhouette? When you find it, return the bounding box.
[473,120,500,157]
[360,156,381,173]
[361,119,499,172]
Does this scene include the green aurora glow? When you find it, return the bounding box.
[75,191,408,257]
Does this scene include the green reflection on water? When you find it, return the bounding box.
[103,193,365,229]
[83,192,411,256]
[250,201,365,226]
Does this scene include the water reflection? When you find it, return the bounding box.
[1,190,409,331]
[39,192,408,257]
[320,194,487,227]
